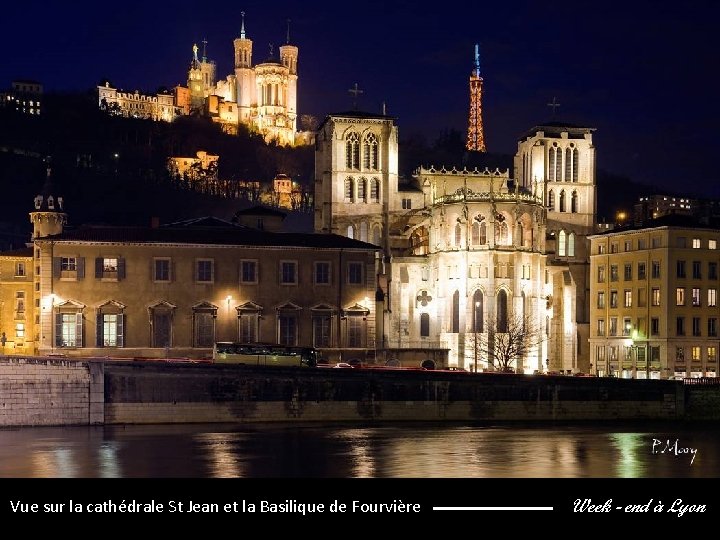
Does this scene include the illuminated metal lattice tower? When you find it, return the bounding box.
[466,43,486,152]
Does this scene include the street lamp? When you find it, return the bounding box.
[474,301,480,373]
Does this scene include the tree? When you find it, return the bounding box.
[472,314,543,372]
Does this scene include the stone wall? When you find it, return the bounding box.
[0,356,103,426]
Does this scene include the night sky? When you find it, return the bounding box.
[4,1,720,196]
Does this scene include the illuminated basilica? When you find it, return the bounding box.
[98,13,298,145]
[315,113,596,373]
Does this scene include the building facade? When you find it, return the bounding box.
[0,80,42,115]
[0,247,35,355]
[25,175,378,361]
[589,221,720,378]
[98,82,177,122]
[315,113,598,372]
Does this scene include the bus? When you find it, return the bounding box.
[212,342,319,368]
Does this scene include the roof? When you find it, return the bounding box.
[589,214,720,238]
[37,220,379,250]
[318,111,396,130]
[234,206,287,218]
[0,246,33,258]
[518,122,596,141]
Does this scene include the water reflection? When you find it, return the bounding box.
[0,423,717,478]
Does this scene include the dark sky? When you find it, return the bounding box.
[4,1,720,196]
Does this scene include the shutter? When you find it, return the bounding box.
[95,258,103,278]
[96,312,103,347]
[171,260,175,282]
[77,257,85,279]
[75,313,83,347]
[118,258,126,280]
[53,257,61,277]
[55,313,62,347]
[117,314,125,348]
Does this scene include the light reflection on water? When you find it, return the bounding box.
[0,423,716,478]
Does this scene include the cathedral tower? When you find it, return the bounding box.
[30,164,66,239]
[187,44,205,112]
[466,44,486,152]
[233,11,255,123]
[279,20,298,134]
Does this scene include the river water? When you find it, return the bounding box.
[0,423,716,478]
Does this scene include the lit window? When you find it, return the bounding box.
[15,323,24,338]
[692,288,701,307]
[597,319,606,336]
[709,289,717,307]
[610,290,618,308]
[624,290,632,308]
[676,288,685,306]
[710,240,717,250]
[597,292,605,308]
[692,346,701,361]
[61,257,76,271]
[652,288,660,306]
[692,238,701,249]
[15,262,25,277]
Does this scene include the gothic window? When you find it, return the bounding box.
[496,221,509,246]
[455,223,462,246]
[450,290,460,333]
[497,290,508,333]
[346,225,354,239]
[346,132,360,169]
[363,133,378,170]
[479,222,487,245]
[344,177,354,200]
[357,177,366,201]
[370,178,380,202]
[359,221,368,242]
[568,232,576,257]
[549,144,562,182]
[565,147,572,181]
[517,223,524,247]
[559,230,567,257]
[559,190,566,212]
[572,146,579,182]
[420,313,430,337]
[548,190,555,211]
[473,290,483,333]
[372,224,382,246]
[571,191,578,213]
[471,222,479,245]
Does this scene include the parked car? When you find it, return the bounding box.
[332,362,354,369]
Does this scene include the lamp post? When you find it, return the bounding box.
[474,301,480,373]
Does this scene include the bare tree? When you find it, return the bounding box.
[470,314,543,372]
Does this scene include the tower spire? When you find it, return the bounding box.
[466,43,486,153]
[286,18,291,44]
[240,11,246,39]
[202,38,208,62]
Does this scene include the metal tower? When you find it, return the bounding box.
[466,43,486,152]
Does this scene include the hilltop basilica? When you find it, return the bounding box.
[98,13,299,145]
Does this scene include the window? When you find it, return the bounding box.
[571,191,578,213]
[280,261,297,284]
[638,239,646,249]
[622,318,632,336]
[497,290,508,332]
[548,190,555,211]
[363,133,378,170]
[693,317,701,337]
[652,237,661,248]
[15,291,25,314]
[402,198,412,209]
[692,347,701,362]
[348,262,363,284]
[709,347,717,361]
[55,312,83,348]
[150,305,172,347]
[559,190,566,212]
[345,132,359,169]
[597,346,605,362]
[420,313,430,337]
[357,177,366,201]
[610,265,618,281]
[597,319,606,336]
[347,315,366,347]
[610,290,618,309]
[651,318,659,336]
[314,262,330,285]
[598,244,606,254]
[549,145,561,182]
[238,306,260,343]
[568,232,575,257]
[196,259,214,283]
[624,290,632,308]
[676,347,685,362]
[709,318,718,337]
[624,241,632,252]
[610,317,618,336]
[597,266,606,283]
[278,312,298,345]
[369,178,380,202]
[692,288,701,307]
[609,346,618,361]
[597,291,605,308]
[677,237,687,248]
[638,262,646,280]
[652,288,660,306]
[676,317,685,336]
[154,258,171,282]
[451,290,460,333]
[710,240,717,250]
[624,264,632,281]
[455,223,462,246]
[710,262,718,280]
[676,288,685,306]
[652,261,660,279]
[14,262,25,277]
[344,177,354,200]
[241,260,258,284]
[710,289,717,307]
[610,243,618,254]
[693,261,702,279]
[193,306,216,348]
[313,312,332,347]
[61,257,76,271]
[473,290,483,333]
[692,238,701,249]
[15,322,24,338]
[677,261,686,278]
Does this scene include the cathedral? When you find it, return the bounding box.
[98,13,299,145]
[314,112,595,373]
